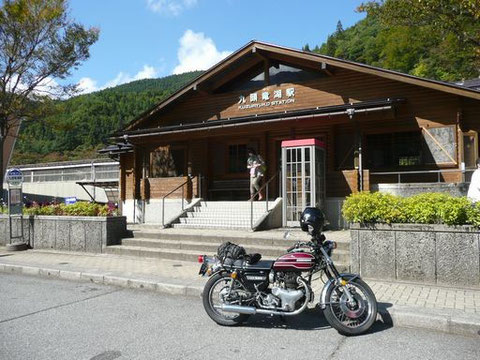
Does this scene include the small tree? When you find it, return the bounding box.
[0,0,99,184]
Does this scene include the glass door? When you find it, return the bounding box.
[283,146,313,226]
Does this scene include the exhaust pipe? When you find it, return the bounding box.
[219,305,257,315]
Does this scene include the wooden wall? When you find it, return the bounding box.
[124,62,479,201]
[138,67,461,134]
[121,153,134,200]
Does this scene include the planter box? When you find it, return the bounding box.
[350,223,480,287]
[0,215,127,253]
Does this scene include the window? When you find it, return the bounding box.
[228,144,247,173]
[151,147,186,177]
[335,132,355,169]
[219,63,325,92]
[367,131,422,169]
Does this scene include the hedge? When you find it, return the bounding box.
[0,202,117,217]
[342,192,480,226]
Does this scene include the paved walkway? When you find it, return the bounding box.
[0,248,479,336]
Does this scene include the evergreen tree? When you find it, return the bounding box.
[336,20,344,34]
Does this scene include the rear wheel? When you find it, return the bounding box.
[323,278,377,336]
[202,273,250,326]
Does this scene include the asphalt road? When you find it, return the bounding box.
[0,273,479,360]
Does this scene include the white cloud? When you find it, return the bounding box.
[78,77,99,94]
[78,65,159,94]
[134,65,158,80]
[146,0,198,16]
[172,30,232,74]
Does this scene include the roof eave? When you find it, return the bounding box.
[122,40,480,132]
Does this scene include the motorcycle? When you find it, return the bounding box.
[198,207,378,336]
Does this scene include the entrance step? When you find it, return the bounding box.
[130,229,351,252]
[170,200,276,230]
[105,245,350,271]
[105,226,352,271]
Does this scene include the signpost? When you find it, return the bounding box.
[6,168,27,251]
[65,197,77,205]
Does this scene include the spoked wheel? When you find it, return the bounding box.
[323,278,377,336]
[202,273,250,326]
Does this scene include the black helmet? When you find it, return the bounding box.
[300,207,325,235]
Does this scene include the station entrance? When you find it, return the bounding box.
[281,139,326,227]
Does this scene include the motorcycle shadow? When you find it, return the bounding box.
[242,302,393,335]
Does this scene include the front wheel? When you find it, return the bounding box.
[202,273,250,326]
[322,278,377,336]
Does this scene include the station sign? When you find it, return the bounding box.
[6,168,24,187]
[238,87,296,110]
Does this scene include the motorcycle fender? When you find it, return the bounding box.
[318,273,360,310]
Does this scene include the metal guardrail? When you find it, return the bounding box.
[370,168,475,184]
[250,171,279,230]
[15,163,119,183]
[161,177,191,227]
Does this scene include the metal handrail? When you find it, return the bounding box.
[250,171,280,229]
[370,168,475,184]
[162,177,191,227]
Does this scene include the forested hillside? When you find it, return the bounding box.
[12,1,479,165]
[12,71,203,164]
[305,1,479,82]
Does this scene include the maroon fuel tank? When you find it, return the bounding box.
[272,252,315,271]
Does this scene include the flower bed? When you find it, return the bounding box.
[24,201,118,216]
[0,201,117,216]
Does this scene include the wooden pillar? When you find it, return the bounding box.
[119,154,126,201]
[133,146,143,200]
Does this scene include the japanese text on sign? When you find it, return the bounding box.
[238,87,295,110]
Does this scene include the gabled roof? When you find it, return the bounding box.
[123,40,480,132]
[456,78,480,91]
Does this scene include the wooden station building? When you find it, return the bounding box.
[113,41,480,228]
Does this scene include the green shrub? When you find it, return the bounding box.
[342,191,480,226]
[342,191,405,224]
[466,203,480,227]
[23,202,116,217]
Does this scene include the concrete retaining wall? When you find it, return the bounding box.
[0,215,126,253]
[350,223,480,287]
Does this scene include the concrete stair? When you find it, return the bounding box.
[171,201,275,229]
[105,227,351,272]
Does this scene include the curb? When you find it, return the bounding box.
[0,263,203,298]
[377,304,480,337]
[1,263,479,337]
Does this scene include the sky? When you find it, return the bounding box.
[68,0,366,94]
